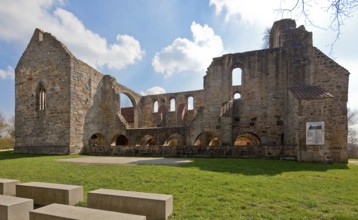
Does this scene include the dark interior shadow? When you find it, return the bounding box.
[180,157,349,176]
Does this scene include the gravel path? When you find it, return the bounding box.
[58,156,192,165]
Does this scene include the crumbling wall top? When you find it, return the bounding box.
[269,19,312,49]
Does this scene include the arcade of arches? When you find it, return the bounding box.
[89,132,261,147]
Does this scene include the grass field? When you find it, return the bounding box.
[0,150,357,219]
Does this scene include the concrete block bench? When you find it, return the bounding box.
[16,182,83,206]
[88,189,173,220]
[0,178,20,196]
[29,203,146,220]
[0,195,33,220]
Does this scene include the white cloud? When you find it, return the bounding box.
[141,87,166,96]
[0,0,144,71]
[0,66,14,80]
[152,22,225,77]
[209,0,282,26]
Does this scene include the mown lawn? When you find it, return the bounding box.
[0,151,357,219]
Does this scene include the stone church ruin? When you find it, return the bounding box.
[14,19,349,163]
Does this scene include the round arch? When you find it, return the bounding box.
[164,133,184,146]
[138,135,156,146]
[89,133,106,146]
[194,132,219,147]
[111,134,128,146]
[233,92,241,99]
[209,137,221,147]
[234,132,261,146]
[119,92,137,128]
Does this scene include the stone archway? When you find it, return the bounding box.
[194,132,219,147]
[119,93,137,128]
[111,134,128,146]
[89,133,106,146]
[234,132,261,146]
[164,133,184,146]
[139,135,156,146]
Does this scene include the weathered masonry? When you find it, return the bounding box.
[15,19,349,163]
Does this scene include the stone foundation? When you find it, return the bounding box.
[82,145,297,159]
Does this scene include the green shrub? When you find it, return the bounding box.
[0,138,15,149]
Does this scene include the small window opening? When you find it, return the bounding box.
[187,96,194,110]
[38,86,46,111]
[234,93,241,99]
[170,98,176,112]
[232,68,242,86]
[153,100,159,113]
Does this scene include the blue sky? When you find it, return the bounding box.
[1,0,358,119]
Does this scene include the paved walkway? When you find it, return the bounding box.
[58,156,193,165]
[349,160,358,165]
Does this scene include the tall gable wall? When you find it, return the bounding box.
[15,29,72,153]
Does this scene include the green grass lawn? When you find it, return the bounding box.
[0,151,357,219]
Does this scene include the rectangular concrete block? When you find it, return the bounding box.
[30,203,146,220]
[0,195,33,220]
[16,182,83,206]
[0,178,20,196]
[88,189,173,220]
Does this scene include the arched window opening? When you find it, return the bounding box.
[89,133,106,146]
[187,96,194,110]
[209,138,221,147]
[170,98,176,112]
[234,133,261,146]
[164,133,184,146]
[234,93,241,99]
[119,93,135,128]
[194,132,217,147]
[153,101,159,113]
[139,135,156,146]
[38,85,46,111]
[232,68,242,86]
[120,93,133,108]
[111,134,128,146]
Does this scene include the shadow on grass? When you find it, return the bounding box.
[0,150,48,160]
[181,158,349,176]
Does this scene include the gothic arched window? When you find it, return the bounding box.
[38,84,46,111]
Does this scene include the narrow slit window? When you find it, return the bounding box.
[187,96,194,110]
[170,98,176,112]
[38,86,46,111]
[153,100,159,113]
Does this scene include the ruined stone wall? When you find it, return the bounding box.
[69,53,143,148]
[82,75,129,146]
[230,49,288,146]
[69,58,106,149]
[139,90,204,129]
[15,29,72,154]
[14,19,349,163]
[82,145,297,159]
[296,98,347,162]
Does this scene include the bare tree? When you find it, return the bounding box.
[0,112,7,137]
[277,0,358,54]
[261,27,271,49]
[348,108,358,144]
[6,115,15,138]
